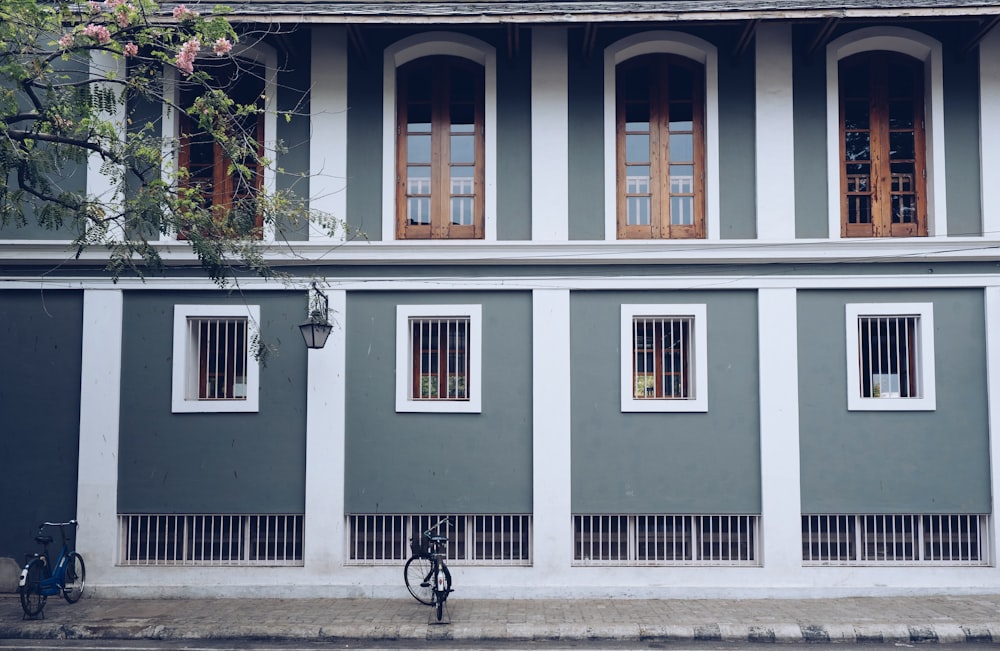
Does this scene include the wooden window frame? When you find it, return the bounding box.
[395,56,485,240]
[839,52,927,238]
[616,54,706,240]
[176,60,266,239]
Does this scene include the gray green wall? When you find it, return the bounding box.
[797,288,991,513]
[275,33,313,242]
[344,291,533,513]
[570,290,761,513]
[0,290,82,559]
[117,290,308,513]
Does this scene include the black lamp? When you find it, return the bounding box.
[299,282,333,349]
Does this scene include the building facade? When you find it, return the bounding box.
[3,1,1000,598]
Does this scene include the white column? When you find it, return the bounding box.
[984,288,1000,564]
[981,30,1000,237]
[87,51,126,240]
[303,289,347,574]
[309,27,349,241]
[531,27,569,241]
[755,23,796,240]
[76,290,123,576]
[532,289,572,575]
[757,288,802,574]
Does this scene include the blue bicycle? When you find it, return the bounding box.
[18,520,86,618]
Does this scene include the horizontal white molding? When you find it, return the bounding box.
[4,237,1000,267]
[7,273,1000,292]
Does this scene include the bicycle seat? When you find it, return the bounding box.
[34,535,53,545]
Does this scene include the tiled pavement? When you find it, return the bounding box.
[5,593,1000,643]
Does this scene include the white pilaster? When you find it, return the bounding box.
[984,287,1000,564]
[87,51,126,241]
[310,27,349,241]
[532,289,572,573]
[757,288,802,573]
[531,28,569,241]
[304,289,347,573]
[755,23,796,239]
[76,290,123,574]
[981,30,1000,237]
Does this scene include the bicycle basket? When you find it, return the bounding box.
[410,538,428,557]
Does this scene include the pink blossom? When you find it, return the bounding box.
[115,8,130,27]
[124,42,138,57]
[58,33,75,49]
[176,38,200,75]
[212,38,232,56]
[87,1,102,12]
[172,4,199,19]
[104,0,126,7]
[82,23,111,45]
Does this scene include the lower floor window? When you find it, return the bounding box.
[346,513,531,565]
[118,514,303,566]
[573,514,760,566]
[802,514,989,565]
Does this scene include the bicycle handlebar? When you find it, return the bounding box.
[423,516,451,537]
[40,520,78,528]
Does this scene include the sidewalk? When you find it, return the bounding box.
[5,593,1000,643]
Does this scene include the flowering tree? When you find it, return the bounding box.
[0,0,313,284]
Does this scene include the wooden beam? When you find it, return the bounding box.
[962,15,1000,57]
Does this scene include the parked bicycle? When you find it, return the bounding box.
[18,520,86,618]
[404,517,453,621]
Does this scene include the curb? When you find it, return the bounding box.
[4,622,1000,643]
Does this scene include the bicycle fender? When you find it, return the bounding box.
[17,566,27,588]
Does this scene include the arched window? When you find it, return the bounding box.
[395,56,485,240]
[839,51,927,237]
[616,54,706,239]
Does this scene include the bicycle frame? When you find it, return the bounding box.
[20,521,75,596]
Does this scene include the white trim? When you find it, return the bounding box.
[757,288,802,571]
[984,288,1000,565]
[980,29,1000,238]
[620,303,708,412]
[170,303,262,413]
[382,33,498,242]
[825,27,946,238]
[395,303,483,413]
[532,290,572,572]
[531,27,569,241]
[844,302,936,411]
[755,23,795,239]
[304,289,346,569]
[76,290,123,570]
[161,44,279,242]
[604,31,720,241]
[309,27,349,242]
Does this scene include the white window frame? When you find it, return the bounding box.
[845,302,936,411]
[383,33,497,241]
[171,304,261,413]
[825,27,945,238]
[604,32,720,241]
[621,304,708,412]
[396,304,482,413]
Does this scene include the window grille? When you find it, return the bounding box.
[858,315,919,399]
[632,316,693,400]
[410,317,470,401]
[346,514,531,566]
[188,317,249,401]
[118,514,303,566]
[802,514,989,566]
[573,514,759,566]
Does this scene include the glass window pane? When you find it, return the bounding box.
[407,103,432,131]
[621,65,650,102]
[627,196,650,226]
[450,166,474,194]
[888,100,913,129]
[626,166,650,194]
[670,165,694,194]
[889,131,915,160]
[844,100,870,130]
[407,166,431,194]
[625,102,650,132]
[407,197,430,225]
[893,194,916,224]
[626,134,649,164]
[845,132,870,162]
[668,64,693,101]
[450,103,474,129]
[888,64,915,98]
[407,135,431,164]
[670,133,693,163]
[450,197,474,225]
[670,196,694,226]
[669,102,693,131]
[451,134,474,164]
[840,63,869,98]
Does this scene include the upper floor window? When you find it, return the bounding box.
[839,52,927,238]
[174,58,268,240]
[616,55,705,239]
[396,56,485,240]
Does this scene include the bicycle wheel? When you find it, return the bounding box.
[62,552,86,603]
[404,556,434,605]
[19,558,47,617]
[434,564,452,621]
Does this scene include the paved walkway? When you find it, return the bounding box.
[5,593,1000,643]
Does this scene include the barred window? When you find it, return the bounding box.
[396,305,481,413]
